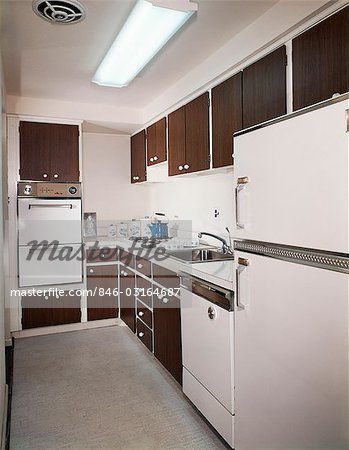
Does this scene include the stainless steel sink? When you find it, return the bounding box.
[166,248,234,263]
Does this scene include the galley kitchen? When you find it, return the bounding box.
[0,1,348,449]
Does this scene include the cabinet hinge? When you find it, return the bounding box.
[208,97,210,107]
[208,154,211,163]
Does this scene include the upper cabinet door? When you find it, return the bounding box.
[19,121,51,181]
[131,130,146,183]
[19,121,79,182]
[168,106,186,176]
[147,117,167,166]
[212,72,242,168]
[50,124,79,182]
[185,92,210,174]
[292,7,349,111]
[242,46,287,129]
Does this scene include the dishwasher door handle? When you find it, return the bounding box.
[236,257,249,310]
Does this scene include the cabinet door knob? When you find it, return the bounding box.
[150,157,154,162]
[42,173,48,178]
[184,164,190,170]
[53,173,59,179]
[138,311,144,317]
[123,271,128,276]
[137,263,143,269]
[178,165,183,171]
[162,297,169,304]
[101,253,106,258]
[158,294,163,300]
[138,332,144,338]
[89,269,94,274]
[153,156,158,161]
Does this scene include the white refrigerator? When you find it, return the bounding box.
[233,97,349,450]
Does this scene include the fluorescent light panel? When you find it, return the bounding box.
[92,0,195,88]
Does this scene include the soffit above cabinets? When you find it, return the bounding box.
[0,0,277,111]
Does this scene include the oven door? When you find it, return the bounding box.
[18,243,83,287]
[18,198,82,245]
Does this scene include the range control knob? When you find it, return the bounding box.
[68,186,77,195]
[23,185,32,196]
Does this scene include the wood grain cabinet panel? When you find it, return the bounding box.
[147,117,166,166]
[22,291,81,329]
[87,265,118,321]
[212,72,243,168]
[242,46,287,129]
[153,293,182,384]
[185,93,210,174]
[119,267,136,332]
[131,130,146,183]
[168,106,186,176]
[19,121,79,182]
[168,93,210,176]
[292,7,349,111]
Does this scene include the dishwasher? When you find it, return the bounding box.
[180,275,234,448]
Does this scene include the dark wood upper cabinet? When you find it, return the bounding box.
[185,93,210,174]
[19,121,79,182]
[168,106,186,176]
[87,265,118,321]
[292,7,349,111]
[212,72,242,168]
[147,117,166,166]
[131,130,146,183]
[168,93,210,176]
[242,46,287,129]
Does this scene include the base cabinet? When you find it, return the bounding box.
[21,291,81,329]
[87,265,118,321]
[119,266,136,332]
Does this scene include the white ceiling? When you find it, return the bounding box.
[1,0,278,116]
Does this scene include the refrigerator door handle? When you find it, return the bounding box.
[235,176,249,229]
[236,256,249,310]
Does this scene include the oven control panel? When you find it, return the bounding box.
[17,182,81,198]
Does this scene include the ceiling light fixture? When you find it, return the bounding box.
[92,0,197,88]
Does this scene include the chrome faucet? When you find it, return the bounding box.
[198,231,233,254]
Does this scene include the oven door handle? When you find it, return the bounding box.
[28,204,73,209]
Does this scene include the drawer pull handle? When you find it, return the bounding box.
[89,269,94,274]
[53,173,59,179]
[184,164,190,170]
[137,263,143,269]
[138,332,144,338]
[162,298,169,304]
[153,156,158,161]
[150,157,154,162]
[42,173,48,178]
[178,165,183,171]
[138,311,144,317]
[158,294,163,300]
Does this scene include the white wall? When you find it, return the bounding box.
[82,132,152,221]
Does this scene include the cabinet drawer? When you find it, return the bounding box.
[86,247,118,263]
[135,256,151,278]
[136,300,152,329]
[119,249,135,268]
[153,264,180,291]
[136,276,152,308]
[136,319,153,352]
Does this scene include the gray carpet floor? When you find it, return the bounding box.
[11,326,229,450]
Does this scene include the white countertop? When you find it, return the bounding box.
[84,236,234,291]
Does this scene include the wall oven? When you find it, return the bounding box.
[17,182,83,287]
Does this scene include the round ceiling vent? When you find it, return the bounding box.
[32,0,86,24]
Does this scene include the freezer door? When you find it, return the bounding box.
[234,251,349,450]
[233,99,349,253]
[18,198,82,245]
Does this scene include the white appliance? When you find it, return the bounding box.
[233,96,349,450]
[180,275,234,447]
[18,182,83,287]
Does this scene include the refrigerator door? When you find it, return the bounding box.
[233,99,349,253]
[234,250,349,450]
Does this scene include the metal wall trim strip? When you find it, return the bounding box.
[234,240,349,274]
